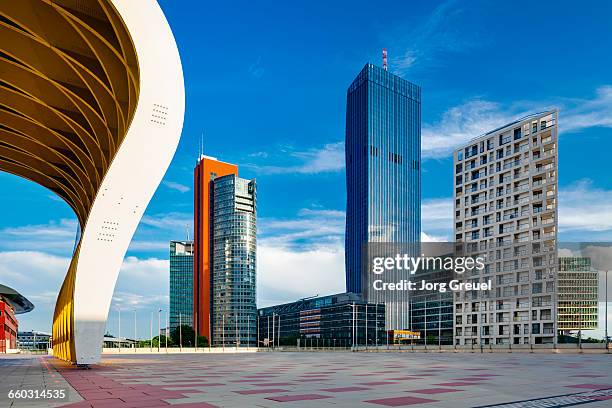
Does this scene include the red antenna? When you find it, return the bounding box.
[382,48,388,71]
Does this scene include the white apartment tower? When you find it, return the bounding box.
[453,110,558,346]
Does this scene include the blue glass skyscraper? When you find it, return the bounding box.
[345,63,421,330]
[169,240,194,330]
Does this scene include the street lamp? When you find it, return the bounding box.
[149,311,153,352]
[118,307,121,353]
[158,309,162,352]
[606,269,609,350]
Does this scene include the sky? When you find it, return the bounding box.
[1,0,612,340]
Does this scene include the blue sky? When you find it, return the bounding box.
[1,0,612,339]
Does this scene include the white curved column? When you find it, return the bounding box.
[71,0,184,365]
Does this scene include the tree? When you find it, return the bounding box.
[170,325,208,347]
[151,334,173,348]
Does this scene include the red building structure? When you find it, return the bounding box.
[0,284,34,352]
[193,155,238,343]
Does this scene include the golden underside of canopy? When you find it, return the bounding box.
[0,0,139,362]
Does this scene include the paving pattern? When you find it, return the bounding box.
[0,354,80,407]
[2,352,612,407]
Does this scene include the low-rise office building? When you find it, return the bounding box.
[557,257,598,333]
[257,292,385,347]
[18,331,51,351]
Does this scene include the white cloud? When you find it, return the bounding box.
[422,85,612,159]
[128,240,170,251]
[562,86,612,133]
[140,212,192,231]
[0,219,77,254]
[421,231,447,242]
[245,142,344,175]
[422,100,517,158]
[257,244,345,307]
[422,198,453,235]
[163,181,190,193]
[0,249,171,335]
[259,207,345,250]
[559,179,612,233]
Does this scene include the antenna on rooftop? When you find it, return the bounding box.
[382,48,388,71]
[198,132,205,162]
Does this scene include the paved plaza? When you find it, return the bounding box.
[1,351,612,408]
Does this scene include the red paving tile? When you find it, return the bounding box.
[234,388,289,395]
[159,383,209,388]
[565,384,612,389]
[408,388,463,394]
[359,381,399,386]
[320,386,372,392]
[266,393,333,402]
[251,382,293,386]
[364,396,438,406]
[434,382,480,386]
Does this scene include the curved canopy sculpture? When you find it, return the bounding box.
[0,284,35,314]
[0,0,184,364]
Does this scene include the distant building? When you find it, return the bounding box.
[409,267,454,345]
[193,156,238,341]
[102,335,136,348]
[557,257,598,332]
[257,293,385,347]
[169,240,194,330]
[18,331,51,351]
[211,174,257,347]
[0,284,34,353]
[344,63,421,330]
[453,110,559,345]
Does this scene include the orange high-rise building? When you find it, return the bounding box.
[193,156,238,342]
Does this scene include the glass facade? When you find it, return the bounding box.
[345,63,421,330]
[211,175,257,346]
[557,257,598,331]
[169,240,193,330]
[257,292,386,347]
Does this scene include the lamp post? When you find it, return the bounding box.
[158,309,161,352]
[375,304,378,348]
[134,309,137,351]
[479,302,484,353]
[118,307,121,353]
[149,312,153,352]
[165,310,169,351]
[272,313,276,350]
[365,303,368,350]
[277,314,281,348]
[179,312,183,351]
[605,269,609,350]
[350,302,356,349]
